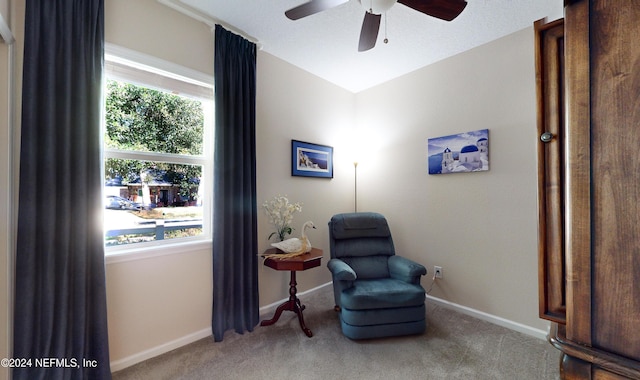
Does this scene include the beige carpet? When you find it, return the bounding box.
[113,285,561,380]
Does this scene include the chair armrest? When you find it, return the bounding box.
[388,256,427,283]
[327,258,357,281]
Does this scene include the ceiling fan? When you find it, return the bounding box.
[285,0,468,52]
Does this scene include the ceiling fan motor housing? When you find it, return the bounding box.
[359,0,397,15]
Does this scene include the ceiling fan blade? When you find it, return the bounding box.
[285,0,349,20]
[398,0,467,21]
[358,12,381,52]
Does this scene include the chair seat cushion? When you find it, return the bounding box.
[341,304,425,326]
[340,278,425,310]
[340,317,426,340]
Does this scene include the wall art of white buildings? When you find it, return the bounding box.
[427,129,489,175]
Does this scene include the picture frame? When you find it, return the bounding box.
[427,129,489,175]
[291,140,333,178]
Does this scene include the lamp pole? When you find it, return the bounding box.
[354,161,358,213]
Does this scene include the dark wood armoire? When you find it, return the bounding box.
[536,1,640,379]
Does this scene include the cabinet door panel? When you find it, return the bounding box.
[535,18,566,324]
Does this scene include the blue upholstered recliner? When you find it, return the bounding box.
[327,212,427,339]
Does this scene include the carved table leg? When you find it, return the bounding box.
[260,271,313,337]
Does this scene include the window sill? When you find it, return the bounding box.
[105,238,212,264]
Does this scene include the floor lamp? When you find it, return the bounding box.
[354,161,358,212]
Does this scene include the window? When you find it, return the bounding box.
[103,47,213,251]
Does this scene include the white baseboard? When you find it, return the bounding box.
[110,282,333,373]
[425,294,549,341]
[111,283,547,373]
[109,327,211,373]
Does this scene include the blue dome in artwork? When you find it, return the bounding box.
[461,145,479,153]
[444,147,451,153]
[477,138,488,143]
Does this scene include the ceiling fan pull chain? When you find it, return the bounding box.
[384,12,389,44]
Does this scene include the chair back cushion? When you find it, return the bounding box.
[329,212,395,279]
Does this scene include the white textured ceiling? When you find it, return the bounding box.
[161,0,563,93]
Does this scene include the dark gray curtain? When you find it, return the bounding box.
[212,25,259,342]
[14,1,111,379]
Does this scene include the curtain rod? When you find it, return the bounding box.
[157,0,263,49]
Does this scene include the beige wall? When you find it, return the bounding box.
[2,0,550,374]
[355,27,547,331]
[106,0,213,75]
[256,52,356,304]
[105,245,213,368]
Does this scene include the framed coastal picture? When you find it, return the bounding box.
[427,129,489,175]
[291,140,333,178]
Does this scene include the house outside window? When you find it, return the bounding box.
[103,46,213,252]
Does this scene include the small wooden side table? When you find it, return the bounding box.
[260,247,323,337]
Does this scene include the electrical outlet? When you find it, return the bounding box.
[434,266,443,279]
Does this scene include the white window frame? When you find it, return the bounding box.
[103,44,214,258]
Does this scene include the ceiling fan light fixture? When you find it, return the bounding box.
[285,0,467,52]
[359,0,397,15]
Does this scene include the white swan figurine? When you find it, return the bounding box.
[271,221,316,254]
